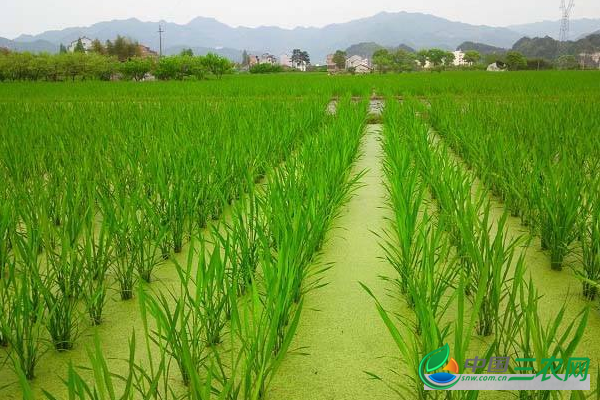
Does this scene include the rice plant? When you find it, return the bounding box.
[579,179,600,300]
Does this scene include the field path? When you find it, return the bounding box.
[268,121,399,400]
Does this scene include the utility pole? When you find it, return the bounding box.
[158,24,164,57]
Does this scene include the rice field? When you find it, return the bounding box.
[0,71,599,399]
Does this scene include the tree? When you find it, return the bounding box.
[74,39,85,53]
[372,49,393,73]
[59,44,67,54]
[442,52,455,67]
[91,39,106,55]
[204,53,232,79]
[505,51,527,71]
[291,49,310,69]
[557,55,579,70]
[332,50,347,70]
[180,48,194,57]
[463,50,481,65]
[120,57,153,81]
[416,50,428,68]
[427,49,446,67]
[391,50,416,72]
[241,50,249,67]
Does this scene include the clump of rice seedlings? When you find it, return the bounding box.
[511,281,589,400]
[140,248,209,386]
[80,217,114,325]
[579,181,600,300]
[538,164,582,271]
[130,199,166,284]
[2,260,46,379]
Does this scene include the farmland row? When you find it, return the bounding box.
[365,99,594,399]
[0,97,368,398]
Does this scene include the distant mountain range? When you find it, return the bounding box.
[457,33,600,60]
[1,12,600,62]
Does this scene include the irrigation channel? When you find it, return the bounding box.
[269,99,400,400]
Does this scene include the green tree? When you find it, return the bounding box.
[416,50,428,68]
[464,50,481,65]
[391,49,416,72]
[241,50,249,66]
[203,53,232,79]
[90,39,106,55]
[74,39,86,53]
[557,55,579,70]
[372,49,392,73]
[120,57,153,81]
[332,50,347,70]
[427,49,446,67]
[505,51,527,71]
[59,44,67,54]
[442,52,455,67]
[180,48,194,57]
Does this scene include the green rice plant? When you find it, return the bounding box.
[3,264,47,380]
[80,217,114,325]
[511,280,589,400]
[538,164,582,270]
[139,253,208,386]
[578,180,600,300]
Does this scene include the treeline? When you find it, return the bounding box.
[0,48,232,82]
[368,47,582,73]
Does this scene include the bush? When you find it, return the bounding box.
[249,63,283,74]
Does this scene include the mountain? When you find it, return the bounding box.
[8,13,600,63]
[512,34,600,59]
[508,18,600,40]
[0,36,58,53]
[9,12,524,62]
[344,42,415,59]
[457,41,507,55]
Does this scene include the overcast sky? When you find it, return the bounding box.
[3,0,600,39]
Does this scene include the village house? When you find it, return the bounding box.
[67,36,93,53]
[259,53,277,65]
[326,54,339,74]
[280,54,292,68]
[579,52,600,69]
[138,45,158,58]
[248,55,260,67]
[345,55,372,74]
[452,50,468,66]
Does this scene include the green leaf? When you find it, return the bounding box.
[425,344,449,373]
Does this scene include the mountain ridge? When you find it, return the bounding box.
[4,12,600,62]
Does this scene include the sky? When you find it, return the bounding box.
[3,0,600,39]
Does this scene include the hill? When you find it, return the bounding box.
[344,42,415,59]
[512,33,600,59]
[0,37,58,53]
[456,41,506,55]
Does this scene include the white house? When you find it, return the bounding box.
[346,55,370,69]
[292,60,307,72]
[259,53,277,65]
[354,62,373,74]
[452,50,468,66]
[280,54,292,68]
[487,62,506,72]
[68,37,94,53]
